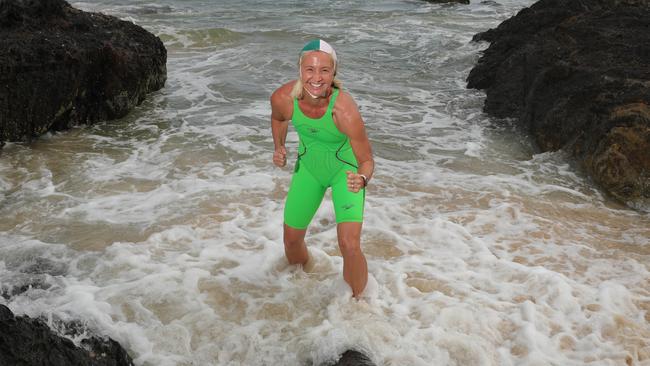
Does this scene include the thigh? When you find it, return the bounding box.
[330,168,365,224]
[284,163,326,229]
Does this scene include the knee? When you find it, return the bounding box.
[284,231,304,249]
[338,235,362,257]
[284,237,302,249]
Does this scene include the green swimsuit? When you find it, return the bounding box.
[284,88,365,229]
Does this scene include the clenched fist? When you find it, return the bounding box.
[346,170,366,193]
[273,146,287,167]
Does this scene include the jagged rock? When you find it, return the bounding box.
[422,0,470,4]
[0,304,133,366]
[467,0,650,210]
[330,350,376,366]
[0,0,166,145]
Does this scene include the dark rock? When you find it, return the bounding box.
[467,0,650,210]
[0,304,133,366]
[0,304,13,320]
[422,0,470,4]
[0,0,166,145]
[328,350,376,366]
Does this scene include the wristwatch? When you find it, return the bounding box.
[359,174,368,187]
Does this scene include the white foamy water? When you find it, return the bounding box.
[1,1,649,365]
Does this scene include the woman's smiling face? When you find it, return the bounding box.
[299,51,335,98]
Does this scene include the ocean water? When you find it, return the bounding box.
[1,1,649,365]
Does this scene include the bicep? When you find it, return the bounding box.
[271,108,287,124]
[348,127,373,164]
[270,89,291,123]
[344,115,373,163]
[336,96,373,163]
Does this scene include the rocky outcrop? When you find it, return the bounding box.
[1,256,132,366]
[467,0,650,210]
[0,0,166,145]
[330,350,376,366]
[0,304,133,366]
[422,0,470,4]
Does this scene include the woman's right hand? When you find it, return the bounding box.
[273,146,287,167]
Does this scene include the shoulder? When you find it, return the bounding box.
[271,81,297,120]
[333,89,358,111]
[271,81,296,104]
[333,89,362,123]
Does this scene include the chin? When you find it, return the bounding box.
[304,88,327,98]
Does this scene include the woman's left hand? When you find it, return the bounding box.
[346,171,365,193]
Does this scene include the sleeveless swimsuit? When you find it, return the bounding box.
[284,88,365,229]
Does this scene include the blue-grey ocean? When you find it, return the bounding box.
[1,1,649,365]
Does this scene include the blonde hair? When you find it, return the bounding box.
[290,52,342,99]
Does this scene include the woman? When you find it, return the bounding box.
[270,39,374,298]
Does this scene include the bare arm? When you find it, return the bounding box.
[270,84,294,167]
[271,116,288,151]
[334,92,374,191]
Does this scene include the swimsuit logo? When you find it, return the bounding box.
[308,128,319,134]
[342,204,354,210]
